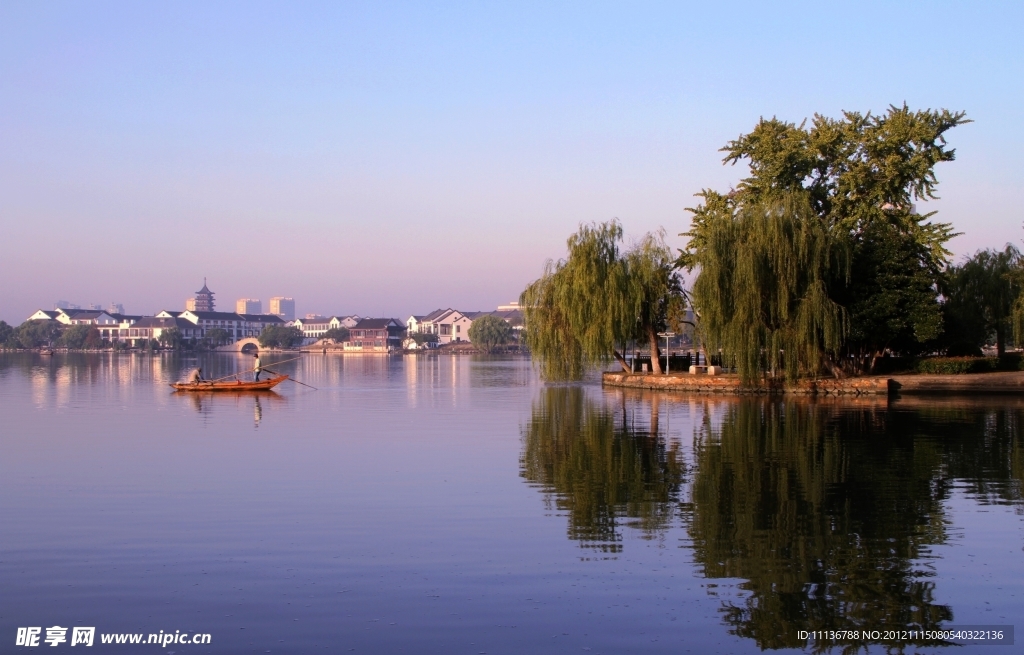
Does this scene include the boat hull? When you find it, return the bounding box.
[170,375,288,392]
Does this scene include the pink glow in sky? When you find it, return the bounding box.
[2,1,1022,323]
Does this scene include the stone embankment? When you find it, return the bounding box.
[602,371,1024,395]
[889,371,1024,394]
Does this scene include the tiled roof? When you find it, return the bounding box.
[354,318,403,329]
[131,316,180,328]
[239,314,284,323]
[421,308,453,322]
[188,311,243,321]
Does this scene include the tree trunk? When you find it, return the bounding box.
[868,350,882,374]
[824,356,846,379]
[612,350,632,373]
[996,325,1006,356]
[646,325,663,375]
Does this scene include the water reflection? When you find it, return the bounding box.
[177,389,285,419]
[520,386,686,550]
[522,390,1024,650]
[685,399,963,650]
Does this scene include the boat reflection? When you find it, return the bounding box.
[520,386,686,551]
[180,389,285,419]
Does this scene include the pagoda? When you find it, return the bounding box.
[193,278,215,312]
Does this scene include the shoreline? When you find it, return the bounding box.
[602,370,1024,395]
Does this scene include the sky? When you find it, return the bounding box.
[1,1,1022,324]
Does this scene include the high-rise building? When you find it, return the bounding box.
[108,302,125,315]
[192,279,215,312]
[185,298,196,311]
[236,298,262,314]
[269,297,295,321]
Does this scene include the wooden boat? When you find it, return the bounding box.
[170,374,288,392]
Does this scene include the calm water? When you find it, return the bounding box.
[1,353,1022,654]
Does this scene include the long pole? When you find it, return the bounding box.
[262,367,317,390]
[203,355,304,384]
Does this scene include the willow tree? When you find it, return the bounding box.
[521,221,681,381]
[947,245,1021,355]
[681,192,847,383]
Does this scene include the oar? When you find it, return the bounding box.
[262,367,318,390]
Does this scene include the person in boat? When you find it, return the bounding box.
[253,353,262,382]
[187,367,204,385]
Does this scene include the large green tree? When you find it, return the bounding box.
[158,328,183,350]
[322,327,350,343]
[467,314,512,353]
[681,105,967,378]
[521,221,682,380]
[14,320,62,349]
[258,325,303,349]
[59,324,97,349]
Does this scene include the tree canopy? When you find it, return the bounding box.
[467,314,512,353]
[205,328,232,346]
[946,245,1022,355]
[681,105,968,378]
[59,324,98,349]
[12,320,62,349]
[158,328,183,349]
[521,221,682,380]
[683,192,847,383]
[0,320,15,347]
[322,327,350,343]
[258,325,303,349]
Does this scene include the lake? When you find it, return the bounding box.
[2,353,1021,653]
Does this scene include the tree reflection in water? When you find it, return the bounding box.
[520,386,686,551]
[521,388,1024,651]
[687,398,1024,651]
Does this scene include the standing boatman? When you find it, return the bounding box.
[253,352,262,382]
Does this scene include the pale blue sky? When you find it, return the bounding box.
[1,1,1021,323]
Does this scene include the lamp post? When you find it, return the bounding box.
[657,332,676,373]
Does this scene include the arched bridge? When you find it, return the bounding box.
[217,338,261,353]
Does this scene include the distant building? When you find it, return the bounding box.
[185,298,196,311]
[406,308,472,343]
[156,310,285,342]
[236,298,262,314]
[269,297,295,321]
[292,316,331,343]
[29,308,124,326]
[54,301,80,310]
[408,307,524,345]
[292,315,361,344]
[497,301,520,312]
[347,318,405,352]
[108,302,125,315]
[192,279,216,312]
